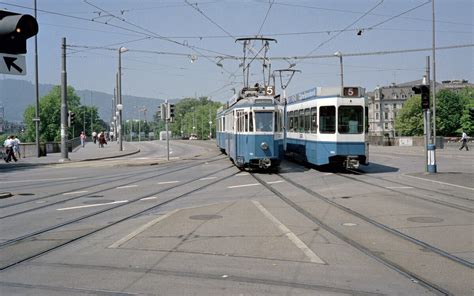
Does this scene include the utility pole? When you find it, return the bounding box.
[34,0,40,157]
[59,37,69,161]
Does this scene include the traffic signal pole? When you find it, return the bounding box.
[59,37,69,161]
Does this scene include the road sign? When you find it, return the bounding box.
[0,53,26,75]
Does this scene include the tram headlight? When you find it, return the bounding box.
[260,142,269,150]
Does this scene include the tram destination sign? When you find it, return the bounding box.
[343,87,363,97]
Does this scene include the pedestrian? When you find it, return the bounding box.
[98,131,107,148]
[3,135,17,163]
[92,131,97,144]
[12,135,21,159]
[109,131,114,142]
[80,131,86,148]
[459,131,469,151]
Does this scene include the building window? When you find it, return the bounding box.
[376,104,379,110]
[384,112,388,120]
[375,113,379,120]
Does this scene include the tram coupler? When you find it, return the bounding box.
[345,156,360,169]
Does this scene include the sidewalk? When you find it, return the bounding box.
[0,141,140,169]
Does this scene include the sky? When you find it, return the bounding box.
[1,0,473,104]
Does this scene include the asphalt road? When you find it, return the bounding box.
[0,141,472,295]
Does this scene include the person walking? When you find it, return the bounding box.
[459,131,469,151]
[80,131,86,148]
[3,135,17,163]
[92,131,97,144]
[12,135,21,159]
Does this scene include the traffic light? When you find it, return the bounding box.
[167,104,175,121]
[160,103,167,120]
[157,105,162,120]
[68,111,75,127]
[412,85,430,110]
[0,10,38,54]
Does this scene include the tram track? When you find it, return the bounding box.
[0,155,226,219]
[250,172,472,296]
[0,164,239,271]
[338,169,473,213]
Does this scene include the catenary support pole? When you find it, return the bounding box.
[60,37,69,161]
[34,0,40,157]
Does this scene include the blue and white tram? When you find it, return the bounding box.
[216,86,284,170]
[285,86,369,168]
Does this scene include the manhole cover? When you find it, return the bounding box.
[407,217,444,223]
[83,199,114,205]
[17,193,35,196]
[189,214,223,220]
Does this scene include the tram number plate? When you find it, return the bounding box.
[343,87,359,97]
[265,85,275,96]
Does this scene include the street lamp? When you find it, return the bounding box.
[118,46,128,151]
[334,51,343,95]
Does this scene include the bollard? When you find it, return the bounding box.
[427,144,437,173]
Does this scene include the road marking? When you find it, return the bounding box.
[62,190,88,195]
[324,173,333,176]
[267,180,284,185]
[403,174,474,191]
[57,200,128,211]
[386,186,413,189]
[236,173,250,176]
[140,196,157,201]
[227,183,260,189]
[158,181,180,185]
[252,200,325,264]
[0,177,77,184]
[136,157,150,160]
[109,209,180,248]
[199,177,218,181]
[116,185,138,189]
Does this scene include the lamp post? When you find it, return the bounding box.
[118,46,128,151]
[334,51,343,95]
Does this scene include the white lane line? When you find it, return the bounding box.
[57,200,128,211]
[227,183,260,189]
[109,209,180,248]
[1,177,78,184]
[403,174,474,191]
[199,177,218,181]
[62,190,88,195]
[140,196,157,201]
[386,186,413,189]
[267,180,284,185]
[323,173,333,176]
[236,173,250,176]
[252,200,326,264]
[158,181,180,185]
[116,185,138,189]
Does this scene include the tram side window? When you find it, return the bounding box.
[249,111,254,132]
[311,107,317,133]
[288,111,294,132]
[338,106,363,134]
[304,108,311,133]
[222,117,225,132]
[245,112,249,132]
[365,107,368,134]
[319,106,336,133]
[298,110,304,132]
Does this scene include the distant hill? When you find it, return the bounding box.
[0,79,164,122]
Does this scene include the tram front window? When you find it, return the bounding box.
[338,106,363,134]
[255,111,273,132]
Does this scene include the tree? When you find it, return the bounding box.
[395,87,473,137]
[435,89,465,136]
[23,86,78,142]
[394,95,424,136]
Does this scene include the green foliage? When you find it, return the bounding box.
[22,86,104,142]
[153,97,223,139]
[394,95,424,136]
[395,87,473,137]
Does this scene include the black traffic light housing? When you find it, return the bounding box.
[0,10,39,54]
[412,85,430,110]
[68,111,75,127]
